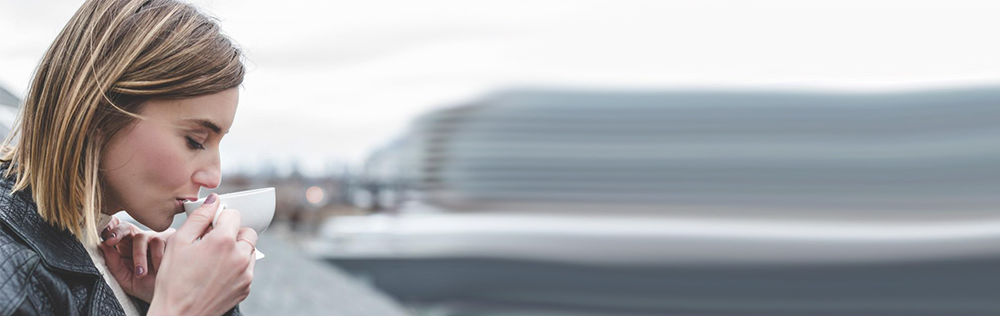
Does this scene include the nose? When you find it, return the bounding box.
[192,160,222,189]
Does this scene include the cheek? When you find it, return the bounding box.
[134,132,189,188]
[111,124,191,191]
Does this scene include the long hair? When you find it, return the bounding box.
[1,0,245,244]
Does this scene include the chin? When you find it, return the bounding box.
[149,216,175,232]
[137,214,174,232]
[147,222,170,232]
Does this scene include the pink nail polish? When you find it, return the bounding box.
[136,266,144,276]
[205,194,217,204]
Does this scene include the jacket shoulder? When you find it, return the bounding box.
[0,221,44,315]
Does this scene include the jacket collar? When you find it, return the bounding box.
[0,170,100,277]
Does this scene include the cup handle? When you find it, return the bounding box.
[211,203,228,227]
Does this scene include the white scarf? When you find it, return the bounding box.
[84,213,142,316]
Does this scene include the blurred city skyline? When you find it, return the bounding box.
[4,0,1000,176]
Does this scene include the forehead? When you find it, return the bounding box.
[139,88,239,133]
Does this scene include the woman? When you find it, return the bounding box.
[0,0,256,315]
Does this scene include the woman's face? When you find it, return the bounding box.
[100,88,238,231]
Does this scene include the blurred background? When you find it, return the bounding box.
[4,1,1000,315]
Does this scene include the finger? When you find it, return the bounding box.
[99,243,133,284]
[149,235,167,273]
[101,223,126,244]
[101,225,112,241]
[100,215,120,239]
[236,239,255,259]
[236,237,258,282]
[236,227,258,249]
[236,249,256,307]
[174,193,220,243]
[160,227,177,240]
[211,208,242,239]
[99,243,123,269]
[243,239,257,292]
[236,228,258,267]
[103,222,140,246]
[132,233,151,278]
[115,234,135,259]
[244,243,257,274]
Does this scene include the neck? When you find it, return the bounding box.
[99,199,121,216]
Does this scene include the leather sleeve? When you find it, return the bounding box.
[0,218,90,316]
[224,305,243,316]
[0,249,41,316]
[0,247,77,316]
[130,297,242,316]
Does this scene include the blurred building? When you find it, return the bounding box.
[323,88,1000,316]
[359,88,1000,215]
[357,138,410,211]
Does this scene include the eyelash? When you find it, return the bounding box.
[185,136,205,150]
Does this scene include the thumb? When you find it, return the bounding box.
[174,193,220,243]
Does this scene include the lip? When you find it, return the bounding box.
[174,199,184,213]
[174,197,197,213]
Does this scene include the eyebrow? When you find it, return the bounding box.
[182,118,224,134]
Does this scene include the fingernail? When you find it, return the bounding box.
[136,266,144,276]
[205,193,217,204]
[110,232,116,239]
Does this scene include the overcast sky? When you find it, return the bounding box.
[4,0,1000,176]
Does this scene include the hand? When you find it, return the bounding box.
[99,216,175,303]
[148,193,258,316]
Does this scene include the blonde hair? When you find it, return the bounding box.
[1,0,244,243]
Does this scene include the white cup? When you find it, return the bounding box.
[183,187,275,259]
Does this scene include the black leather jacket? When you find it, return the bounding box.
[0,173,242,315]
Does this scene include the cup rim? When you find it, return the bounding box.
[219,187,275,199]
[184,187,276,206]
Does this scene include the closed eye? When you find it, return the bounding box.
[185,136,205,150]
